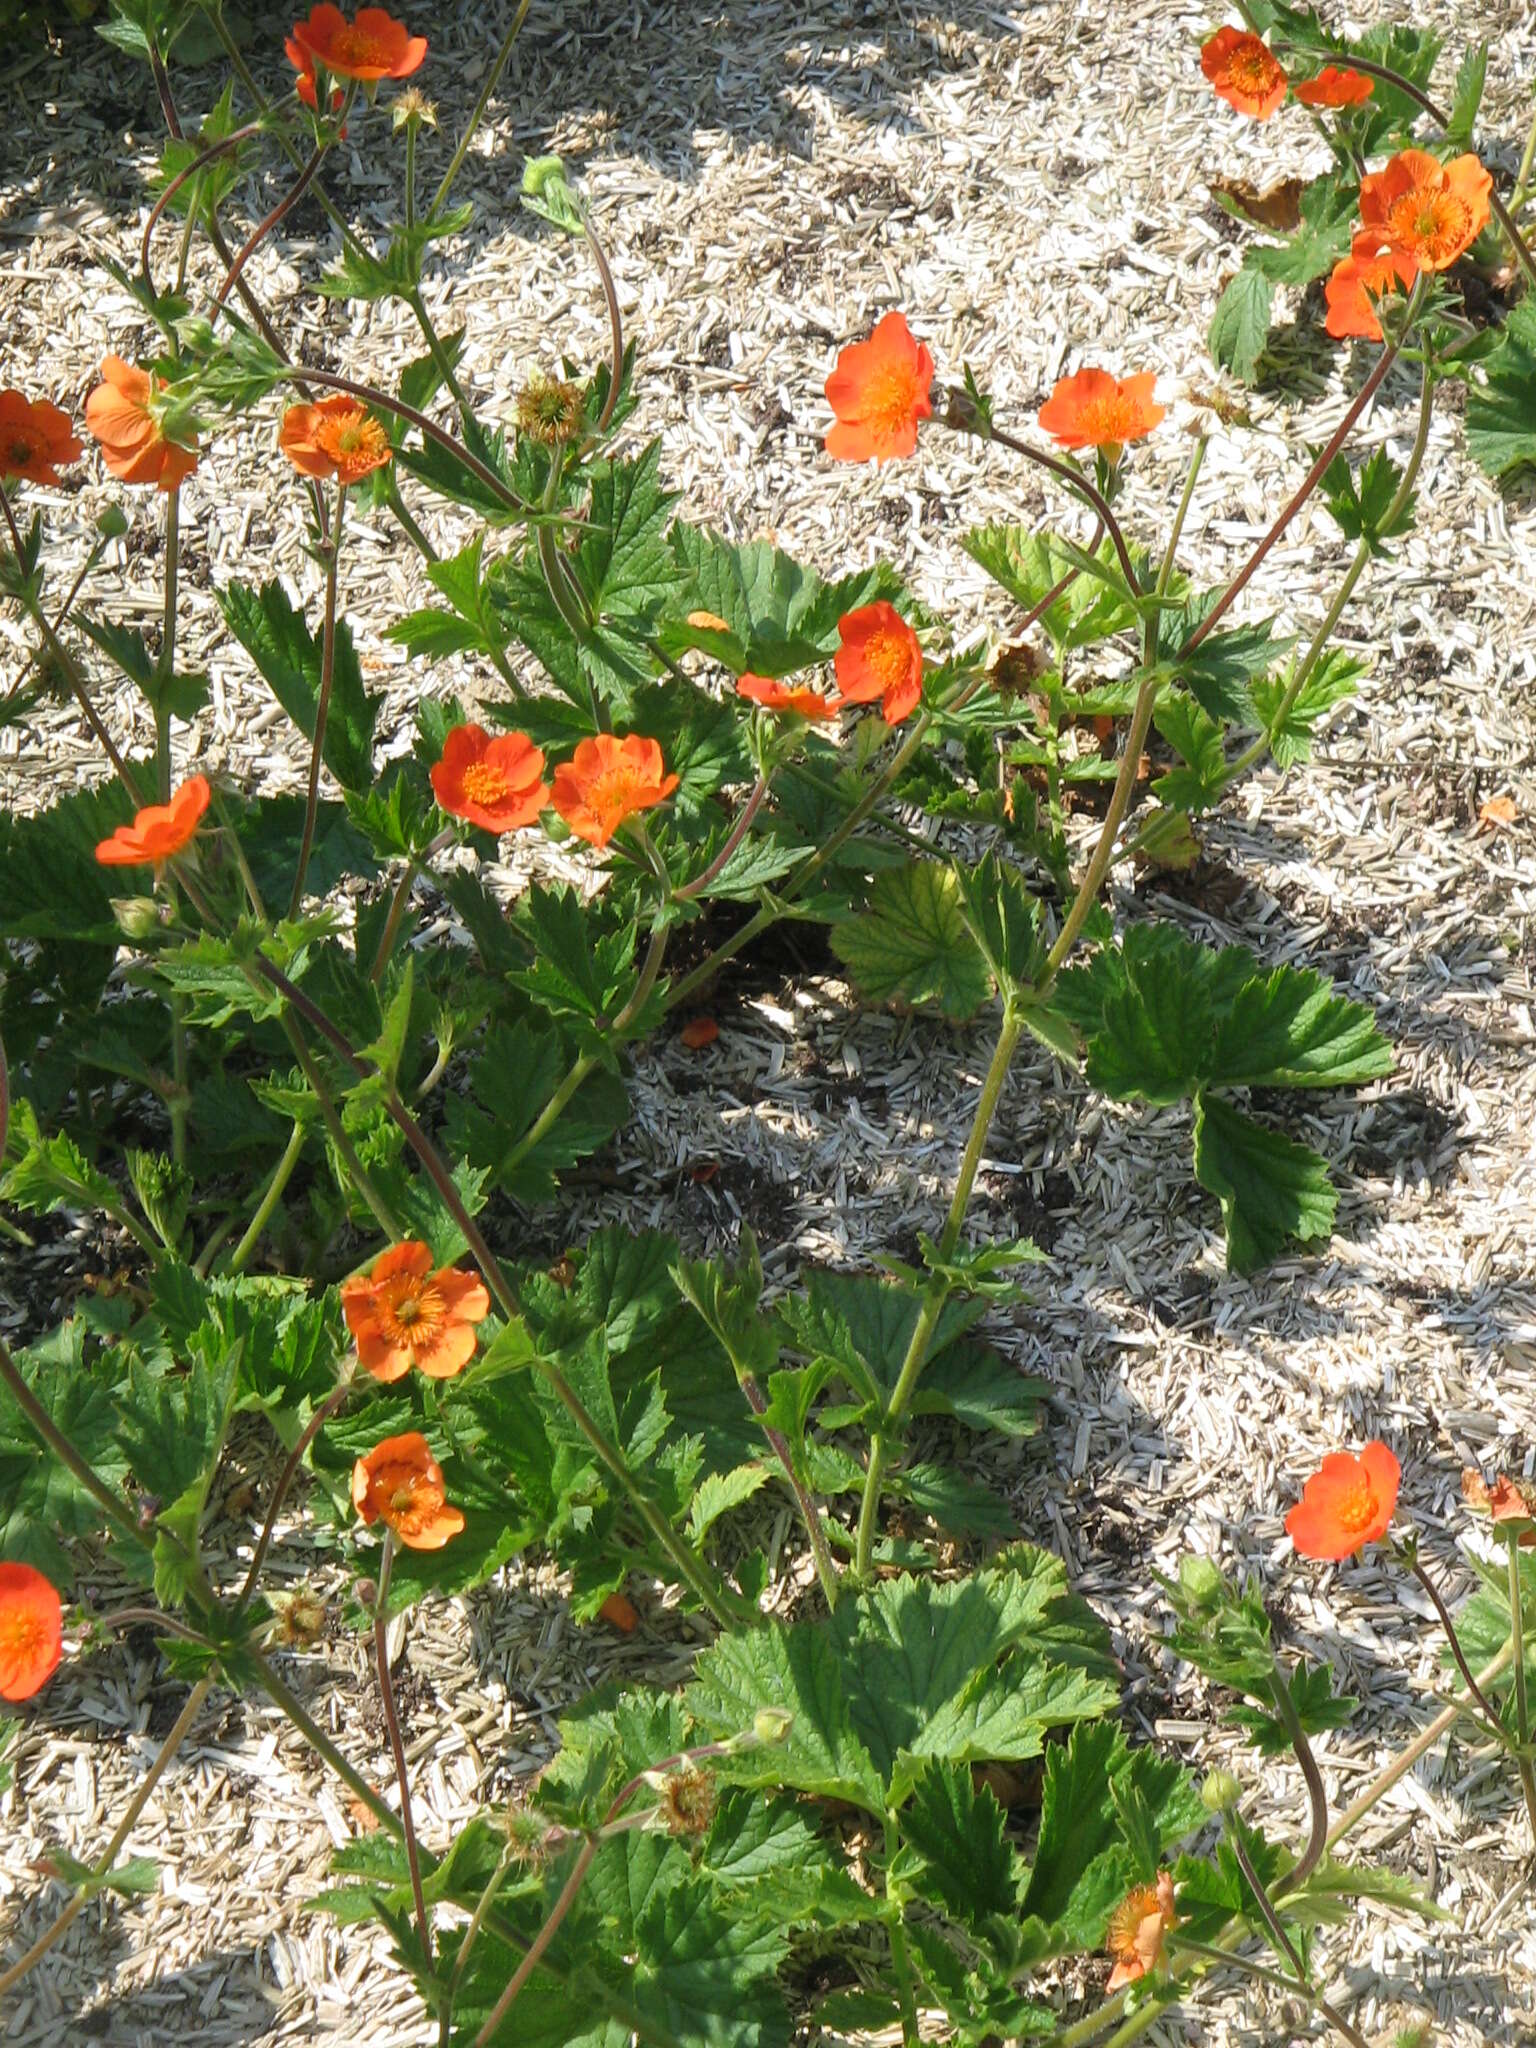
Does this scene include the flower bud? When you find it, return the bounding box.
[111,896,162,940]
[354,1576,379,1611]
[1179,1554,1226,1608]
[752,1707,794,1746]
[1201,1770,1242,1814]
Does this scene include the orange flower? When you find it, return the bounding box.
[94,775,210,867]
[1293,66,1373,108]
[430,723,551,834]
[1359,150,1492,272]
[351,1432,464,1549]
[824,311,935,465]
[550,733,680,848]
[340,1241,491,1382]
[84,356,199,491]
[1324,232,1420,341]
[1105,1871,1177,1993]
[1462,1469,1536,1547]
[1038,368,1164,452]
[279,396,392,486]
[289,5,426,83]
[0,1562,63,1702]
[1285,1441,1400,1560]
[0,390,82,485]
[289,47,348,119]
[1200,27,1287,121]
[834,601,923,726]
[737,673,841,722]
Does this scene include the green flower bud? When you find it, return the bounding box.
[752,1707,793,1746]
[1201,1770,1242,1814]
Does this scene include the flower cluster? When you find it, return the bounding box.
[1200,27,1372,122]
[431,726,681,848]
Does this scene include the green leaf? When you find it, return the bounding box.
[955,856,1047,993]
[910,1343,1045,1438]
[1445,41,1489,148]
[687,1464,771,1542]
[1206,965,1392,1089]
[1320,445,1416,554]
[893,1758,1022,1923]
[831,861,993,1021]
[0,1322,134,1583]
[687,1623,888,1812]
[1467,298,1536,479]
[1192,1090,1338,1274]
[1021,1722,1202,1951]
[1157,598,1282,727]
[897,1462,1015,1538]
[1209,265,1273,385]
[43,1848,160,1898]
[959,529,1139,652]
[219,580,379,793]
[1154,693,1226,812]
[1247,173,1355,287]
[663,527,900,676]
[1231,1661,1357,1755]
[1251,649,1365,768]
[1,1096,140,1235]
[577,444,686,623]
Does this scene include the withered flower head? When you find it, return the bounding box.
[267,1588,328,1648]
[392,86,437,129]
[517,374,587,448]
[653,1764,716,1839]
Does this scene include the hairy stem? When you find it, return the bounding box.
[0,1675,214,2001]
[1506,1535,1536,1844]
[214,138,330,312]
[739,1372,840,1609]
[853,1007,1024,1577]
[1265,1657,1329,1890]
[289,479,345,918]
[224,1119,308,1275]
[374,1534,434,1977]
[429,0,533,221]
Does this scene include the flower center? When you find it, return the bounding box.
[591,767,645,819]
[377,1275,445,1349]
[864,363,923,434]
[317,408,389,470]
[1232,48,1275,91]
[0,1609,44,1663]
[333,25,389,67]
[1388,189,1470,266]
[461,761,511,806]
[5,432,38,467]
[865,629,912,689]
[1076,394,1139,444]
[1334,1475,1379,1533]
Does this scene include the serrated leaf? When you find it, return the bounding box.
[1445,41,1488,149]
[893,1758,1022,1923]
[1209,265,1273,385]
[960,528,1140,651]
[1467,298,1536,480]
[1231,1660,1357,1755]
[1206,965,1391,1089]
[1153,693,1226,812]
[896,1462,1015,1537]
[219,580,379,793]
[687,1464,771,1542]
[831,861,993,1020]
[1193,1090,1337,1274]
[1251,649,1364,768]
[662,528,900,676]
[687,1622,887,1811]
[1247,173,1355,287]
[1320,445,1415,554]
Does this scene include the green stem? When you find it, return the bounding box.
[0,1335,150,1553]
[385,479,438,559]
[1513,88,1536,215]
[501,914,671,1177]
[1506,1536,1536,1843]
[1039,666,1157,984]
[1264,1657,1329,1889]
[374,1534,434,1978]
[0,1675,214,2001]
[853,1007,1024,1578]
[156,487,179,800]
[248,1654,401,1835]
[1181,288,1417,658]
[429,0,533,222]
[739,1372,840,1610]
[884,1817,921,2048]
[1402,1548,1512,1743]
[408,289,475,427]
[404,119,417,235]
[369,831,452,985]
[289,479,345,918]
[1222,358,1434,789]
[1158,432,1206,595]
[238,1381,350,1603]
[169,993,190,1171]
[1169,1935,1368,2048]
[277,1010,405,1243]
[224,1119,308,1275]
[3,540,105,708]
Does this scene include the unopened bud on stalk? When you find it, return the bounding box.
[112,896,162,940]
[354,1576,378,1611]
[1201,1770,1242,1814]
[751,1707,794,1746]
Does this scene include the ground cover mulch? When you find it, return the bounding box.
[3,2,1536,2041]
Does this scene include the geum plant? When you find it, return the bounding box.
[1,4,1534,2044]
